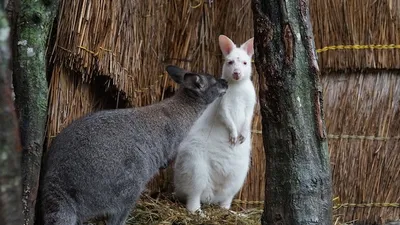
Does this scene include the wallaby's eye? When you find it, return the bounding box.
[243,61,247,65]
[228,60,234,65]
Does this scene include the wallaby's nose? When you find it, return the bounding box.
[233,71,241,80]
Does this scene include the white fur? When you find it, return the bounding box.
[173,35,256,213]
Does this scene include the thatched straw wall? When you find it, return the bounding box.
[46,0,400,223]
[47,66,96,148]
[321,71,400,223]
[309,0,400,223]
[311,0,400,70]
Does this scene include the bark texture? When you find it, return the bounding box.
[0,1,23,224]
[252,0,333,224]
[11,0,59,224]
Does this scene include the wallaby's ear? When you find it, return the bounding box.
[219,35,236,57]
[166,65,186,84]
[240,37,254,57]
[183,73,204,90]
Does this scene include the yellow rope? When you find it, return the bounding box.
[251,130,400,141]
[333,202,400,209]
[74,43,400,59]
[232,197,400,209]
[327,134,400,141]
[332,197,400,210]
[77,46,98,56]
[316,44,400,53]
[233,200,264,205]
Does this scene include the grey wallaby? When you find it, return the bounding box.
[38,65,228,225]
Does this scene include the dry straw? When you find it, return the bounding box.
[310,0,400,70]
[85,193,353,225]
[47,0,400,223]
[320,71,400,223]
[46,65,99,148]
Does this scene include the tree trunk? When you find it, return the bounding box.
[251,0,333,224]
[0,1,23,224]
[11,1,59,225]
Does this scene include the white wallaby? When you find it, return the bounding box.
[173,35,256,214]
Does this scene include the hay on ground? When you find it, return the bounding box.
[85,193,358,225]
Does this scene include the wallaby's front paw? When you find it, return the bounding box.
[238,128,250,144]
[229,135,237,146]
[229,130,239,146]
[238,134,246,144]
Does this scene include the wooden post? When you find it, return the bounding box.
[11,0,59,224]
[252,0,333,224]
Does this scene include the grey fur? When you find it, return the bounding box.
[39,65,228,225]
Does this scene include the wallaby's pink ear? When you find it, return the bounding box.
[219,35,236,56]
[240,37,254,57]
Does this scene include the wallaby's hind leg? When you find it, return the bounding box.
[186,193,202,213]
[106,208,131,225]
[219,195,235,209]
[43,205,78,225]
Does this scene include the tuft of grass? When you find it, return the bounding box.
[128,194,262,225]
[86,193,262,225]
